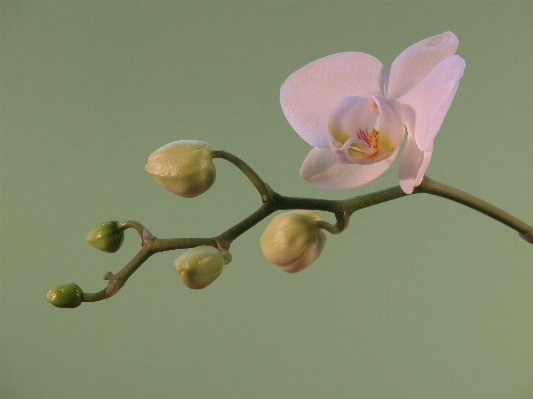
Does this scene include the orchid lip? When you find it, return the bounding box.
[329,136,395,165]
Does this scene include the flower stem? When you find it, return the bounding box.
[316,211,350,234]
[215,202,277,250]
[117,220,146,236]
[82,289,107,302]
[416,176,533,238]
[71,150,531,306]
[211,149,273,202]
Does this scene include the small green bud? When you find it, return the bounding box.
[46,283,83,308]
[174,246,232,289]
[85,221,124,253]
[145,140,216,198]
[260,210,326,273]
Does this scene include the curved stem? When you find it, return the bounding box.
[82,289,107,302]
[118,220,146,236]
[416,177,533,237]
[316,211,350,235]
[211,150,273,202]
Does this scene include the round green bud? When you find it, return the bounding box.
[260,210,326,273]
[85,221,124,253]
[46,283,83,308]
[145,140,216,198]
[174,246,232,289]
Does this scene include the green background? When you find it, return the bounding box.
[2,1,532,398]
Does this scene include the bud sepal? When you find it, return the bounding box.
[145,140,216,198]
[85,221,125,253]
[260,210,327,273]
[174,246,232,289]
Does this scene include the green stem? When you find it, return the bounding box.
[343,185,408,213]
[148,237,216,252]
[316,211,350,235]
[211,150,273,202]
[416,177,533,236]
[118,220,146,236]
[82,289,107,302]
[70,150,531,306]
[105,248,154,298]
[216,202,277,250]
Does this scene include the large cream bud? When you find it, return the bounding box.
[260,210,326,273]
[145,140,215,198]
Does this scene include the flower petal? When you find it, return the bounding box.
[386,32,458,100]
[281,52,385,148]
[300,146,398,189]
[398,131,433,194]
[399,55,465,151]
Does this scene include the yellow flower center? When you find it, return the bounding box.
[364,128,380,150]
[348,127,382,161]
[328,95,402,165]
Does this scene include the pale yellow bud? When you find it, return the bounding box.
[145,140,216,198]
[174,246,232,289]
[260,210,326,273]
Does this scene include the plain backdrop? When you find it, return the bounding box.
[1,1,532,398]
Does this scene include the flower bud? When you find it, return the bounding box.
[174,246,232,289]
[145,140,216,198]
[85,221,124,253]
[260,210,326,273]
[46,283,83,308]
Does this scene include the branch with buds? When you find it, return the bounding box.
[46,141,533,308]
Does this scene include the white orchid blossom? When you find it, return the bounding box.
[280,32,465,194]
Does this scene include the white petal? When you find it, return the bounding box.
[399,55,465,151]
[281,52,385,148]
[386,32,458,100]
[300,146,398,189]
[398,131,433,194]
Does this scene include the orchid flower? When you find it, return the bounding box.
[280,32,465,194]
